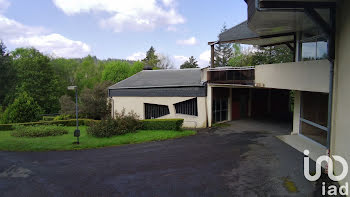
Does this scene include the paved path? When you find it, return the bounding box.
[0,120,317,196]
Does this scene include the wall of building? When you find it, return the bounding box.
[255,60,330,93]
[111,96,208,128]
[331,0,350,187]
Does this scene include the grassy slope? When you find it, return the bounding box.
[0,126,196,151]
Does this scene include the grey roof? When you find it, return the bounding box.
[219,20,294,46]
[109,68,204,90]
[219,21,259,43]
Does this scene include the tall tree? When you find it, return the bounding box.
[157,54,174,69]
[180,56,199,69]
[75,55,102,90]
[101,61,131,83]
[142,46,160,68]
[11,48,61,113]
[0,41,15,107]
[214,24,233,67]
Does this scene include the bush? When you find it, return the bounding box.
[11,125,68,138]
[141,119,184,131]
[0,119,98,131]
[87,110,141,138]
[53,114,73,121]
[42,116,56,121]
[1,92,43,124]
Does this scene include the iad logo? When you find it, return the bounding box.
[303,149,349,196]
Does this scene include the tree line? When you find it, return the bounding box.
[0,42,174,123]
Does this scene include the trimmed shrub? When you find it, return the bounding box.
[0,119,98,131]
[1,92,43,124]
[141,119,184,131]
[87,118,119,138]
[11,125,68,138]
[87,111,141,138]
[42,116,56,121]
[53,114,73,121]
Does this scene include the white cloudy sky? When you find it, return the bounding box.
[0,0,247,67]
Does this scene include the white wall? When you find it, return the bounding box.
[111,96,208,128]
[255,60,330,93]
[331,0,350,187]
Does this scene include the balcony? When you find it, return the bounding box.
[207,67,255,86]
[255,60,330,93]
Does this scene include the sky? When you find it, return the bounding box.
[0,0,247,68]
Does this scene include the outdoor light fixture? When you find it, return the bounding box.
[67,86,80,144]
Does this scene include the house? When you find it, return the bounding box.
[109,0,350,187]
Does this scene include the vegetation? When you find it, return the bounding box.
[11,125,68,138]
[1,92,43,123]
[87,111,141,137]
[142,46,160,68]
[141,119,184,130]
[79,81,113,120]
[180,56,199,69]
[0,126,196,151]
[0,119,98,131]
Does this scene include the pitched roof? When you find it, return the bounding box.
[109,68,204,90]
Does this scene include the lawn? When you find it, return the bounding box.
[0,126,196,151]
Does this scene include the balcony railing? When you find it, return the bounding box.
[207,67,255,85]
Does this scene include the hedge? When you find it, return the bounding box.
[0,119,99,131]
[141,119,184,131]
[42,116,56,121]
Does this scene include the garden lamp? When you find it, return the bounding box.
[67,86,80,144]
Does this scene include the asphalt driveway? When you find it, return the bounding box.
[0,119,317,197]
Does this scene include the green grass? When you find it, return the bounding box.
[0,126,196,151]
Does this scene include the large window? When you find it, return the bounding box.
[144,103,169,119]
[301,34,328,61]
[174,98,198,116]
[213,98,228,123]
[300,91,328,146]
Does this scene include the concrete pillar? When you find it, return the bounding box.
[248,88,252,118]
[228,88,232,121]
[207,85,213,127]
[292,91,301,134]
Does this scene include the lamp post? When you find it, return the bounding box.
[67,86,80,144]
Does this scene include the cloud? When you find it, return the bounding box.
[176,36,197,46]
[0,14,91,58]
[198,50,211,67]
[173,55,187,68]
[10,34,91,58]
[126,52,146,61]
[52,0,185,32]
[0,0,10,13]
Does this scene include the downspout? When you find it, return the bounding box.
[326,8,336,151]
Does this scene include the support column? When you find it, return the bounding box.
[228,88,232,121]
[211,44,215,68]
[292,91,301,135]
[207,85,213,127]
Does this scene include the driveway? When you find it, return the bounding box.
[0,119,317,197]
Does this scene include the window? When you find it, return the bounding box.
[213,98,228,123]
[301,34,328,61]
[144,103,169,119]
[174,98,198,116]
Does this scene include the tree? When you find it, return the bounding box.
[180,56,199,69]
[142,46,160,68]
[0,41,15,107]
[214,24,233,67]
[80,81,113,120]
[11,48,61,114]
[157,54,174,69]
[130,61,144,75]
[50,58,79,95]
[58,95,76,115]
[1,92,43,123]
[75,55,102,90]
[102,61,131,83]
